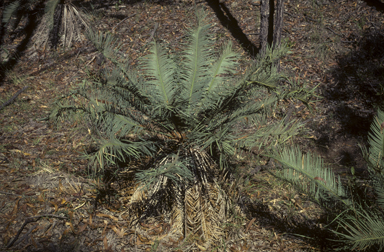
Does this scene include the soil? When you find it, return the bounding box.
[0,0,383,251]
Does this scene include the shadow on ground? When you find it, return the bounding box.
[310,27,384,175]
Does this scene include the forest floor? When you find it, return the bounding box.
[1,0,384,251]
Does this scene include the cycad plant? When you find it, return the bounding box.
[2,0,89,50]
[50,11,312,249]
[269,108,384,251]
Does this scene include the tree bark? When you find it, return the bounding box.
[259,0,270,57]
[273,0,284,71]
[0,2,5,64]
[268,0,275,46]
[273,0,284,50]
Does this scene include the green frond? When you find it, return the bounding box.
[200,42,240,106]
[180,12,214,111]
[88,136,156,172]
[268,148,352,210]
[363,109,384,208]
[141,40,177,108]
[2,1,21,24]
[2,0,40,30]
[136,154,193,190]
[333,207,384,251]
[86,29,123,61]
[86,29,141,87]
[238,114,304,151]
[242,44,286,90]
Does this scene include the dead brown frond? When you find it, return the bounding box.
[32,1,89,50]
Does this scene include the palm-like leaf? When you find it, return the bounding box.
[333,206,384,251]
[2,1,22,24]
[363,109,384,208]
[331,109,384,251]
[180,12,213,112]
[269,148,351,210]
[329,109,384,251]
[141,40,177,108]
[270,108,384,251]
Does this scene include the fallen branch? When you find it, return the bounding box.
[12,224,38,248]
[112,13,136,32]
[0,86,29,111]
[146,22,159,43]
[6,214,67,248]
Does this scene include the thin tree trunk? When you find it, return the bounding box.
[259,0,270,57]
[273,0,284,49]
[268,0,275,46]
[0,2,5,64]
[273,0,284,71]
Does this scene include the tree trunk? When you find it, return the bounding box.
[259,0,270,57]
[0,2,5,64]
[273,0,284,71]
[273,0,284,49]
[268,0,275,46]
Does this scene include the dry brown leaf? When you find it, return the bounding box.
[78,223,88,233]
[69,221,76,234]
[50,201,58,212]
[21,203,27,213]
[101,221,108,236]
[61,228,71,238]
[103,236,109,250]
[96,213,118,222]
[246,218,256,232]
[37,194,45,202]
[111,225,126,238]
[59,179,63,192]
[11,198,20,216]
[68,211,74,221]
[136,234,151,245]
[196,243,207,251]
[314,177,326,184]
[31,236,37,248]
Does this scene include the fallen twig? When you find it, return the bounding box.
[112,14,136,32]
[146,22,159,43]
[0,86,29,111]
[12,224,38,248]
[326,26,345,38]
[6,214,67,248]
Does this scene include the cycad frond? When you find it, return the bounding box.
[86,29,122,62]
[269,109,384,251]
[199,42,240,109]
[88,136,155,172]
[2,0,40,31]
[333,207,384,251]
[32,0,90,49]
[141,40,177,108]
[180,11,214,112]
[238,113,304,151]
[2,1,21,24]
[135,154,193,190]
[363,109,384,208]
[45,0,60,31]
[185,183,226,249]
[269,148,351,209]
